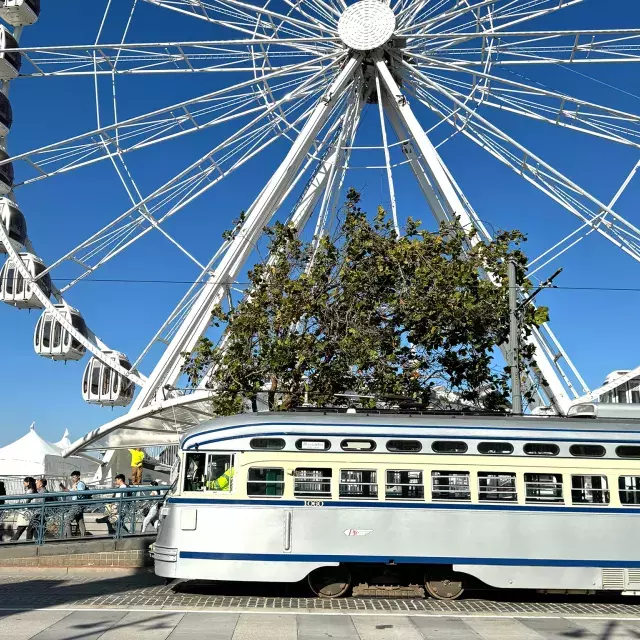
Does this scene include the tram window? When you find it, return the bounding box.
[478,442,514,455]
[571,475,609,505]
[618,476,640,505]
[478,472,517,502]
[569,444,606,458]
[431,471,470,501]
[340,470,378,499]
[523,443,560,457]
[386,440,421,453]
[524,473,563,503]
[250,438,285,450]
[295,439,330,451]
[205,454,234,491]
[341,439,376,452]
[386,470,423,500]
[184,452,206,492]
[432,441,467,454]
[294,468,331,498]
[616,446,640,458]
[247,467,284,497]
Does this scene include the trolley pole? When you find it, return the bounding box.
[508,259,523,415]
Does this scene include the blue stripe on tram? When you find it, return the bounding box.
[167,497,640,515]
[178,551,640,568]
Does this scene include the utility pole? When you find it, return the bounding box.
[508,259,523,415]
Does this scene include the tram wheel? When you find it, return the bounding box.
[308,566,352,598]
[424,575,464,600]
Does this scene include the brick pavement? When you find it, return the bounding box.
[0,571,640,617]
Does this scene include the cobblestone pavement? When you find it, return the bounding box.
[2,572,640,638]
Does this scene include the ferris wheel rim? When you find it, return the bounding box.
[1,0,639,416]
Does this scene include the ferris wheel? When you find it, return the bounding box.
[0,0,639,444]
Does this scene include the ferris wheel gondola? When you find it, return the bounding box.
[0,0,40,27]
[34,304,88,361]
[0,91,12,138]
[0,149,15,194]
[0,251,51,308]
[0,26,21,81]
[82,351,135,407]
[0,196,25,251]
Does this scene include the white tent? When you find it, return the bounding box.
[0,423,99,479]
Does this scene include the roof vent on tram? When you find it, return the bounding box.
[0,196,26,251]
[82,351,135,407]
[34,304,88,361]
[0,26,21,81]
[0,251,51,308]
[0,0,40,27]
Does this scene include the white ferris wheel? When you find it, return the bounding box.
[0,0,639,455]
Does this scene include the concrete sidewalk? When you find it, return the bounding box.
[2,609,640,640]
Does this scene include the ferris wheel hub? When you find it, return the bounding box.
[338,0,396,52]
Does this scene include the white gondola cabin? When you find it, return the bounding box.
[0,26,21,81]
[0,148,14,194]
[0,252,51,308]
[82,351,135,407]
[0,196,26,251]
[0,0,40,27]
[34,304,88,361]
[0,91,12,137]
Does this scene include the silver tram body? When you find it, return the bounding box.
[155,410,640,595]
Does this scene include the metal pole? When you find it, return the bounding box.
[509,259,523,414]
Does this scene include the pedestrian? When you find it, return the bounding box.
[99,474,130,535]
[10,477,36,541]
[128,448,145,485]
[27,478,53,541]
[141,481,162,533]
[63,471,87,538]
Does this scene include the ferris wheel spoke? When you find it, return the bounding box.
[130,55,360,408]
[413,57,640,148]
[143,0,336,40]
[42,64,339,290]
[16,39,337,77]
[398,0,581,37]
[411,28,640,66]
[456,0,581,36]
[404,63,640,265]
[6,54,339,185]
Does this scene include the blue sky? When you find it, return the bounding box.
[1,0,640,446]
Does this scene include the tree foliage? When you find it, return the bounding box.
[183,189,547,415]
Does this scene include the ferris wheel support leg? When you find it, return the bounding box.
[131,55,362,410]
[375,56,572,415]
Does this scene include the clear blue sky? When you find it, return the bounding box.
[1,0,639,446]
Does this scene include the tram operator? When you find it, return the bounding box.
[206,466,234,491]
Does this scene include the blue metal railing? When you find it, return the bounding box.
[0,486,170,545]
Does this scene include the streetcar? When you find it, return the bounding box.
[154,405,640,598]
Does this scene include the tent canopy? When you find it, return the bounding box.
[0,423,99,478]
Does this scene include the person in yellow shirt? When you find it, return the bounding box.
[129,448,145,485]
[206,467,234,491]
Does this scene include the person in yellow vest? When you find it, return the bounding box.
[206,467,234,491]
[129,448,145,485]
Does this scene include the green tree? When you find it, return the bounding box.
[183,189,546,415]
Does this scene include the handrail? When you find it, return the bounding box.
[0,486,171,545]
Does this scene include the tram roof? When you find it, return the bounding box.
[64,392,640,456]
[180,405,640,450]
